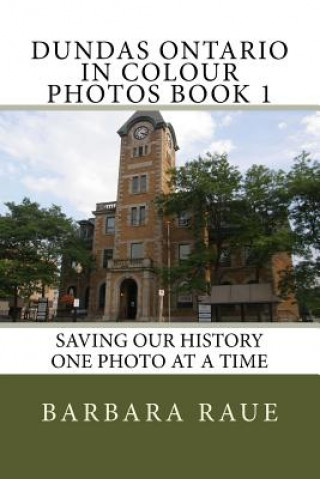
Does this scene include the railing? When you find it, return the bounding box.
[109,258,153,269]
[96,201,117,211]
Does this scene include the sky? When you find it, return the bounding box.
[0,109,319,220]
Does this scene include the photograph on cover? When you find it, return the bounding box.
[0,110,319,323]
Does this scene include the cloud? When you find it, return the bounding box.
[0,110,224,216]
[0,110,222,216]
[2,110,317,220]
[165,111,216,145]
[220,114,233,127]
[0,111,128,217]
[164,111,217,162]
[207,139,235,155]
[22,176,60,193]
[293,112,320,158]
[278,122,287,130]
[165,111,239,163]
[301,112,320,136]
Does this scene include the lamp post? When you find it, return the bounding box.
[167,220,171,323]
[73,262,83,322]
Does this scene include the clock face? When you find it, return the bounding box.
[134,126,149,140]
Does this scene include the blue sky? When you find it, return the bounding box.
[0,110,319,220]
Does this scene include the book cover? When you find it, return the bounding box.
[0,1,319,478]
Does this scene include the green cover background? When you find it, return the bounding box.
[0,375,318,478]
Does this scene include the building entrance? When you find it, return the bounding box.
[119,279,137,320]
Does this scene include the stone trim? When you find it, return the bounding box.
[127,161,153,170]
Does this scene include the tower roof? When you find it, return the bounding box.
[117,110,179,150]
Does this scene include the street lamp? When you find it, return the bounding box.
[73,262,83,322]
[167,220,171,323]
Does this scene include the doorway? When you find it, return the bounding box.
[119,279,138,320]
[99,283,106,310]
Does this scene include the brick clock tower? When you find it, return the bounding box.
[103,111,179,321]
[62,110,299,322]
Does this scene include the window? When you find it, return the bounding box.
[177,283,193,309]
[139,206,146,224]
[102,249,113,268]
[132,175,147,194]
[105,215,115,234]
[133,145,148,157]
[79,226,89,239]
[132,176,139,194]
[179,244,191,262]
[131,242,143,259]
[178,211,191,227]
[244,247,256,266]
[131,207,138,225]
[177,293,193,308]
[140,175,147,193]
[67,286,76,297]
[219,248,231,267]
[131,206,146,226]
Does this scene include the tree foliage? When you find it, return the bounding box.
[157,153,242,292]
[287,151,320,250]
[236,165,293,281]
[279,152,320,315]
[0,198,91,314]
[157,151,320,316]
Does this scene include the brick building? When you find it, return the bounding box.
[61,111,299,322]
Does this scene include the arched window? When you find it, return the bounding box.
[67,285,76,297]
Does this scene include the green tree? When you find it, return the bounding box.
[157,154,298,299]
[0,198,90,319]
[236,164,293,282]
[287,151,320,250]
[157,153,242,293]
[279,152,320,316]
[279,258,320,319]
